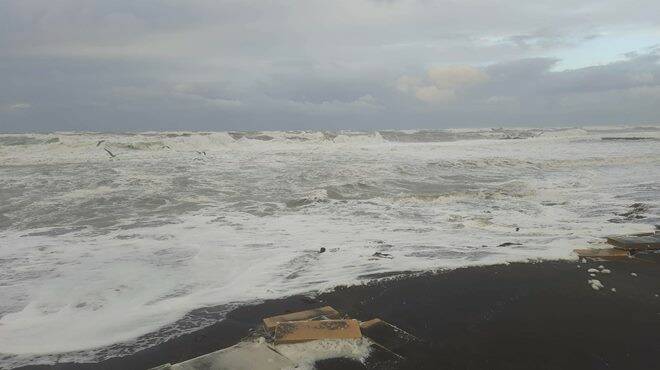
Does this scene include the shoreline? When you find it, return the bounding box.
[17,254,660,370]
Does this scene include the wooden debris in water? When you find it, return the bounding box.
[574,248,630,260]
[273,319,362,344]
[263,306,340,331]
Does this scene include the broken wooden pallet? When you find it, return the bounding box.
[262,306,340,331]
[273,319,362,344]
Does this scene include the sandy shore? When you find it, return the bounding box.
[18,253,660,370]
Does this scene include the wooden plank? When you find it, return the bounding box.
[273,319,361,344]
[606,235,660,251]
[263,306,340,331]
[574,248,630,259]
[360,318,384,330]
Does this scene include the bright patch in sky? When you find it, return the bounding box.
[553,31,660,71]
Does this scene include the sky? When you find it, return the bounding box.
[1,0,659,132]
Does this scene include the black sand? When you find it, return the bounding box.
[18,254,660,370]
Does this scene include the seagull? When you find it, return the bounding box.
[104,148,117,158]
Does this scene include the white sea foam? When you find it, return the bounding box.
[276,338,372,370]
[588,279,604,290]
[0,126,658,367]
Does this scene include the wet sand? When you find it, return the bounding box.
[18,253,660,370]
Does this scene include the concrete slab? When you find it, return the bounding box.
[360,318,417,353]
[274,319,362,344]
[149,365,172,370]
[263,306,340,331]
[156,341,294,370]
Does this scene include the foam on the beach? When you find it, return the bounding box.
[275,338,372,370]
[588,279,605,290]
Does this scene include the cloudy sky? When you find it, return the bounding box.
[1,0,659,132]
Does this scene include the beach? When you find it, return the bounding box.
[17,252,660,370]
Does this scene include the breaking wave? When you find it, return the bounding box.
[1,126,658,162]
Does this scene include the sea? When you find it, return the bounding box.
[1,126,658,367]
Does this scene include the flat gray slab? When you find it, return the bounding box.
[151,341,294,370]
[360,319,417,353]
[606,235,660,251]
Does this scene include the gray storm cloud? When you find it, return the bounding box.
[0,0,659,131]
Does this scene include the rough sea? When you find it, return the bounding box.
[1,126,658,368]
